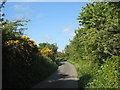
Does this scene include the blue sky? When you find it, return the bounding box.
[4,2,91,51]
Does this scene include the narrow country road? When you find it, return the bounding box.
[33,61,78,88]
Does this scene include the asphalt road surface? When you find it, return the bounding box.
[33,61,78,88]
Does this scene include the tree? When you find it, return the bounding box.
[0,0,7,26]
[72,2,120,63]
[2,19,30,44]
[38,42,58,53]
[65,1,120,88]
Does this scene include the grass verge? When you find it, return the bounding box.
[68,56,119,88]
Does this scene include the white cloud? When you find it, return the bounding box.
[62,28,70,33]
[13,4,29,11]
[69,33,75,37]
[62,24,73,33]
[41,35,53,40]
[57,49,64,52]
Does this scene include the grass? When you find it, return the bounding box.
[68,60,97,88]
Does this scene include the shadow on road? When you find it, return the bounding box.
[33,61,78,88]
[55,61,65,66]
[33,70,78,88]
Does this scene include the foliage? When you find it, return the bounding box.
[2,20,58,88]
[38,42,58,53]
[2,19,30,44]
[56,51,68,61]
[69,56,119,88]
[38,42,58,61]
[65,1,120,88]
[0,0,7,25]
[86,56,119,88]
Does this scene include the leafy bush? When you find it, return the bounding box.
[69,56,119,88]
[87,56,119,88]
[65,2,120,88]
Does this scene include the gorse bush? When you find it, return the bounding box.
[4,35,38,67]
[4,36,38,66]
[2,19,58,88]
[40,48,54,56]
[65,1,120,88]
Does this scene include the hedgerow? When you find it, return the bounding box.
[65,2,120,88]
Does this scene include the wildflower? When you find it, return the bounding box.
[6,40,19,46]
[40,48,54,56]
[38,49,41,51]
[29,43,33,47]
[14,40,19,44]
[31,40,36,46]
[21,36,30,41]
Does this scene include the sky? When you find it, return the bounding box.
[3,1,92,51]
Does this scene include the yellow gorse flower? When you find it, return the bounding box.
[6,36,36,48]
[21,36,36,47]
[21,36,30,41]
[28,40,36,47]
[6,40,20,46]
[40,48,54,56]
[38,49,41,51]
[31,40,36,46]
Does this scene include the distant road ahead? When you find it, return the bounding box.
[33,62,78,88]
